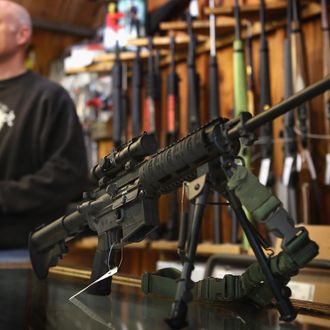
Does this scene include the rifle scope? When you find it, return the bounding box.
[91,133,158,181]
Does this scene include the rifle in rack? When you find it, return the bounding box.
[208,0,222,244]
[112,42,123,148]
[165,36,180,240]
[29,75,329,329]
[132,47,142,138]
[177,10,201,250]
[246,21,256,117]
[322,0,330,185]
[121,63,128,145]
[187,11,200,132]
[290,0,321,224]
[280,0,298,223]
[155,49,162,135]
[143,37,159,139]
[258,0,274,188]
[233,0,251,247]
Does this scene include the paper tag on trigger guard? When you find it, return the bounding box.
[69,266,118,301]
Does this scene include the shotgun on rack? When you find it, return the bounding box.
[29,75,329,328]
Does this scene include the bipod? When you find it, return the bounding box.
[165,175,210,329]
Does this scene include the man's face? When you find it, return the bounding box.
[0,5,28,61]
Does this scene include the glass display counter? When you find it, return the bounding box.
[0,266,329,330]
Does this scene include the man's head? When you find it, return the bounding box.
[0,1,32,62]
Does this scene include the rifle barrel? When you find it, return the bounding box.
[229,75,330,139]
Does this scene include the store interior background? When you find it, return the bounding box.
[12,0,330,305]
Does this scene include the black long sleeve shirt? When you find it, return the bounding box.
[0,71,88,248]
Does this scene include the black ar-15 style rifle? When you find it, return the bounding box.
[29,76,329,328]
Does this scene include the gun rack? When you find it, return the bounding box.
[64,1,322,75]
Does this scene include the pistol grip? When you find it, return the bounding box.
[87,244,112,296]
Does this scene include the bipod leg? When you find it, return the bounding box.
[226,189,297,322]
[165,181,210,329]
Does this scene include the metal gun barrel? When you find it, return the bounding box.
[140,76,330,194]
[229,75,330,139]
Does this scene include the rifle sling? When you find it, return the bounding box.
[141,229,318,307]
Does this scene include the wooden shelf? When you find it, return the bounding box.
[126,34,207,50]
[73,237,241,256]
[65,2,321,74]
[150,240,241,255]
[93,49,168,63]
[204,1,288,21]
[65,49,167,74]
[72,236,148,250]
[65,61,115,74]
[160,16,245,36]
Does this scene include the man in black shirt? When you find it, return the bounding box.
[0,1,88,248]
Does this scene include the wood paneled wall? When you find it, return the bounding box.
[151,2,330,242]
[28,0,329,241]
[31,30,80,76]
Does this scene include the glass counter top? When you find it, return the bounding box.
[0,267,329,330]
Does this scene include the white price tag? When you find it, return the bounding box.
[303,149,317,180]
[296,154,302,172]
[258,158,271,186]
[69,266,118,301]
[282,157,294,186]
[288,281,315,301]
[189,0,199,17]
[68,267,118,329]
[325,153,330,185]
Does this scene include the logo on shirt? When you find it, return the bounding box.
[0,102,15,131]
